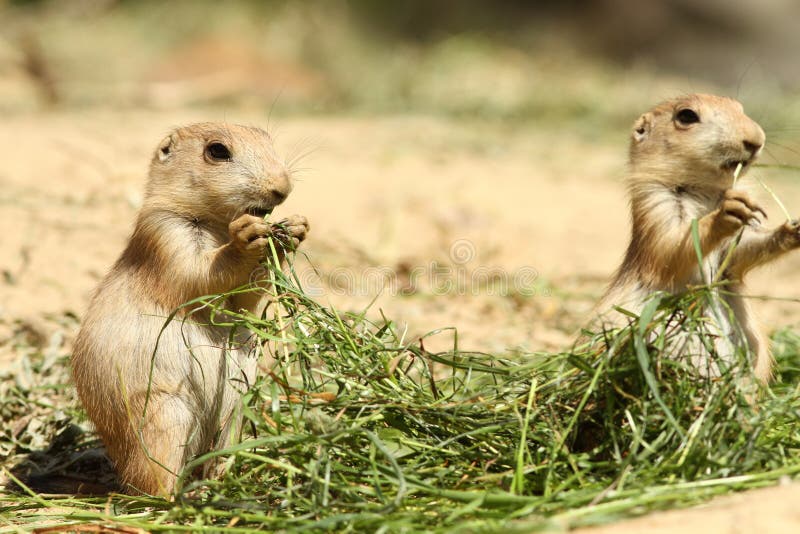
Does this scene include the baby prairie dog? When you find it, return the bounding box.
[72,123,309,496]
[596,94,800,382]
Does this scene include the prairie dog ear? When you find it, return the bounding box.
[632,113,652,143]
[156,133,176,163]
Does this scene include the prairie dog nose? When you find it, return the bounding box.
[742,139,762,158]
[268,170,293,202]
[742,120,766,158]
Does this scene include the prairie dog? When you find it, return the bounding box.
[596,94,800,382]
[72,123,309,496]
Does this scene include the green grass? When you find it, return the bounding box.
[3,249,800,532]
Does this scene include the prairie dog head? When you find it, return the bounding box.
[145,122,291,222]
[629,94,765,187]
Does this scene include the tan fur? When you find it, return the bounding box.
[72,123,309,496]
[595,94,800,382]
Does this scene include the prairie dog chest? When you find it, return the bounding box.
[674,187,727,280]
[674,186,719,220]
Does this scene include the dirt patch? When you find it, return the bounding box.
[576,481,800,533]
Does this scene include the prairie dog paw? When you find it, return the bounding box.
[271,215,310,251]
[714,189,766,237]
[229,214,271,255]
[777,219,800,250]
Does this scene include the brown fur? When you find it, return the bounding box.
[72,123,309,496]
[595,94,800,382]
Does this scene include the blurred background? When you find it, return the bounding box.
[3,0,800,354]
[1,0,800,121]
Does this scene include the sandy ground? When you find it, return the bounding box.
[2,109,800,530]
[577,481,800,533]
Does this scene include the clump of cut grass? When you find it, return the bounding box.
[4,245,800,532]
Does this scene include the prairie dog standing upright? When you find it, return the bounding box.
[596,94,800,382]
[72,123,309,495]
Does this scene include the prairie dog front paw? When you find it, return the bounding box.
[271,215,310,251]
[229,214,271,256]
[712,189,766,239]
[776,219,800,251]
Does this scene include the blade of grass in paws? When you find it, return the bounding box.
[755,175,792,221]
[691,219,707,284]
[731,162,744,188]
[713,229,744,284]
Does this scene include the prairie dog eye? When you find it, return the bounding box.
[205,142,232,162]
[675,108,700,126]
